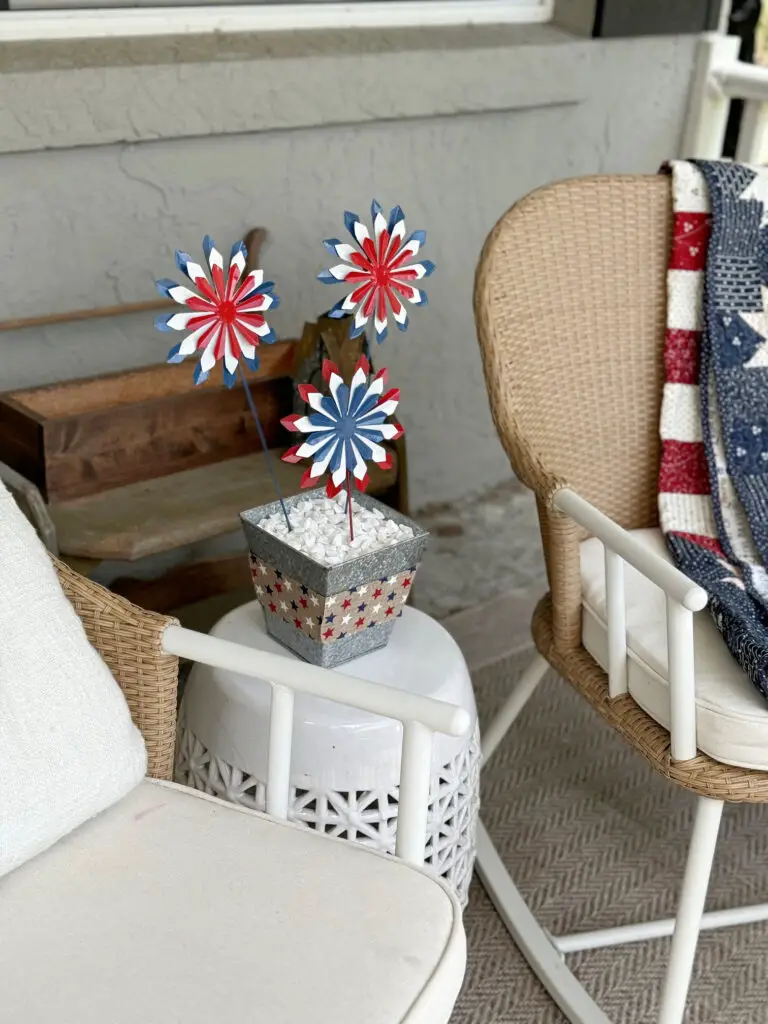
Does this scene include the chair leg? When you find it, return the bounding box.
[481,651,549,764]
[657,796,724,1024]
[478,650,725,1024]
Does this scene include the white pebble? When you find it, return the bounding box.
[258,495,415,567]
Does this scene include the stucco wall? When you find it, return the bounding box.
[0,26,697,508]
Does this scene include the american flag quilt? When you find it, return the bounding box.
[659,160,768,700]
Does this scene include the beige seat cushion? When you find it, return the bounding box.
[581,528,768,771]
[0,780,464,1024]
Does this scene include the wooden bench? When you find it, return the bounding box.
[0,341,406,614]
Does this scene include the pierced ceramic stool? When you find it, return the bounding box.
[175,600,480,905]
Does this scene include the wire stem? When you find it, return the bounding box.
[345,322,372,517]
[240,365,292,531]
[347,471,354,542]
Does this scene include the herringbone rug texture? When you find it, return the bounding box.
[456,648,768,1023]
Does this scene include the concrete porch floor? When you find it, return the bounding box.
[416,476,546,621]
[410,475,548,669]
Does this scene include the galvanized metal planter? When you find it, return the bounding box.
[240,489,428,667]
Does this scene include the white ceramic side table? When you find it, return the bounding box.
[175,600,480,905]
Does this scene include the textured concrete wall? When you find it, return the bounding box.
[0,27,697,507]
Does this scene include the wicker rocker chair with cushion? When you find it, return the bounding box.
[0,555,467,1024]
[473,175,768,1024]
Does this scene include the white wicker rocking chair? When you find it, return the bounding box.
[473,174,768,1024]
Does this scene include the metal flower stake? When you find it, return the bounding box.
[281,355,403,541]
[154,236,292,530]
[238,199,433,667]
[318,200,435,347]
[292,199,435,537]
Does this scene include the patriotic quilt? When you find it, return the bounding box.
[659,160,768,700]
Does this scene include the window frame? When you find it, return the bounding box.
[0,0,554,42]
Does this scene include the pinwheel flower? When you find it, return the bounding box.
[155,235,279,387]
[281,356,403,497]
[318,200,435,343]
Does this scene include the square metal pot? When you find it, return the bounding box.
[240,489,429,667]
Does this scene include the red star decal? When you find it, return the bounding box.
[402,578,411,588]
[385,607,394,616]
[323,628,334,639]
[269,602,277,613]
[294,617,303,629]
[373,588,383,599]
[355,617,366,628]
[275,582,283,593]
[342,598,352,609]
[299,597,308,609]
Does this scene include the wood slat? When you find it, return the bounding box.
[44,376,292,502]
[0,397,44,491]
[0,226,268,336]
[5,341,294,418]
[50,448,399,562]
[0,342,296,501]
[110,554,253,613]
[0,298,173,334]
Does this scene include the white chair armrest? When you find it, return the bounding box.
[162,623,471,866]
[553,487,704,762]
[162,624,469,737]
[554,488,708,612]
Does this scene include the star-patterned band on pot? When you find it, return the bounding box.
[250,556,415,643]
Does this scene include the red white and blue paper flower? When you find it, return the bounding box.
[318,200,434,343]
[155,235,279,388]
[281,355,403,497]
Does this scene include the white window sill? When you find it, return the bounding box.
[0,1,552,41]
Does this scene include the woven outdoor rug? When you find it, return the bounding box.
[457,649,768,1023]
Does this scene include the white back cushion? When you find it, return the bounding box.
[0,481,146,878]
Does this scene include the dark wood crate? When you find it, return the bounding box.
[0,342,294,503]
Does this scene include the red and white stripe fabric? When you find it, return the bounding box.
[658,162,721,555]
[659,161,765,578]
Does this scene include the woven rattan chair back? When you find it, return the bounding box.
[475,175,672,650]
[475,173,671,527]
[54,558,179,780]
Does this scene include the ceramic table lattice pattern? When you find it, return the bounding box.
[176,706,480,907]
